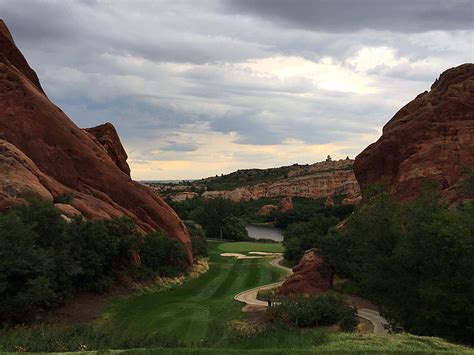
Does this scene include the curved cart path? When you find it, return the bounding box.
[234,256,388,334]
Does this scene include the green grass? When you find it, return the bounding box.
[1,241,472,354]
[217,241,284,254]
[101,242,287,347]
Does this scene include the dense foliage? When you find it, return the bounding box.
[282,214,339,264]
[319,188,474,343]
[272,196,353,229]
[268,292,357,331]
[186,223,208,257]
[0,199,189,323]
[0,324,183,352]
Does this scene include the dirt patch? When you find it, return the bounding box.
[40,289,131,325]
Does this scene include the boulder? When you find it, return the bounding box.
[280,249,333,296]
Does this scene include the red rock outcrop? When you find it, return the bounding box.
[280,249,333,296]
[324,195,334,208]
[84,123,131,176]
[354,64,474,204]
[0,20,192,263]
[258,197,294,216]
[258,204,278,216]
[277,196,293,213]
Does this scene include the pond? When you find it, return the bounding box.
[245,224,284,242]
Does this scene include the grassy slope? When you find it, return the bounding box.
[6,241,472,354]
[102,242,286,347]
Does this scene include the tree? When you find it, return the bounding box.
[222,216,249,241]
[0,212,56,322]
[140,231,188,276]
[326,155,332,162]
[337,190,474,343]
[283,214,339,264]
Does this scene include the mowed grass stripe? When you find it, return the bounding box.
[209,258,243,299]
[162,304,210,344]
[243,257,261,288]
[193,258,237,302]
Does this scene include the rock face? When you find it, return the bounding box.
[258,204,278,216]
[258,197,294,216]
[199,160,360,202]
[280,249,332,296]
[354,64,474,204]
[84,123,131,176]
[277,196,293,213]
[0,20,192,263]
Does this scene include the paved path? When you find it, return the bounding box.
[233,255,389,334]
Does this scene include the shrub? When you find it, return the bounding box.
[186,223,208,257]
[139,232,188,276]
[268,292,357,331]
[222,216,250,241]
[336,188,474,343]
[55,193,73,204]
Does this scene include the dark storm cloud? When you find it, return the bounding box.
[223,0,473,33]
[0,0,471,178]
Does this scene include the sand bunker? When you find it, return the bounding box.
[248,252,282,256]
[220,252,281,259]
[220,253,262,259]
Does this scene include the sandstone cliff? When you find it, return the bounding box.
[0,20,192,263]
[354,64,474,204]
[156,160,360,204]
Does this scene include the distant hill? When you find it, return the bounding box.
[147,159,361,204]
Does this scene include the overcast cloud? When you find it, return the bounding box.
[1,0,472,179]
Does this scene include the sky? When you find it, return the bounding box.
[1,0,473,180]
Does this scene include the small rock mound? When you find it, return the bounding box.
[280,249,333,296]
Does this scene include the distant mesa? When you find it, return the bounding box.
[0,20,192,263]
[152,159,362,205]
[354,63,474,205]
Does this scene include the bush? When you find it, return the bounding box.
[0,323,183,352]
[282,214,339,264]
[186,223,208,257]
[334,188,474,343]
[0,199,190,323]
[268,292,357,331]
[222,216,250,241]
[140,232,188,276]
[55,193,73,204]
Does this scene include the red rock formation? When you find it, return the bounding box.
[277,196,293,213]
[200,160,360,202]
[354,64,474,204]
[324,195,334,208]
[84,123,131,176]
[0,20,192,263]
[258,204,278,216]
[280,249,333,296]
